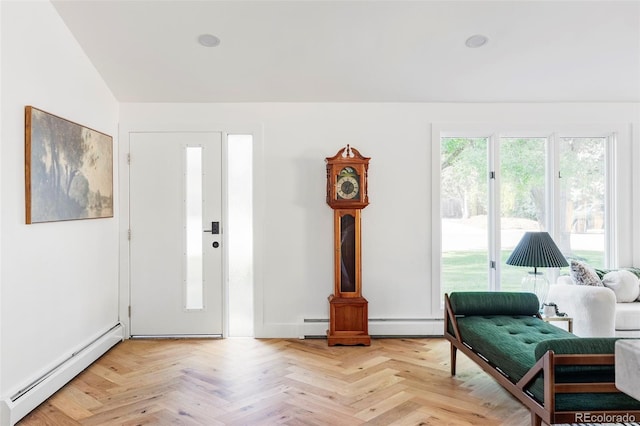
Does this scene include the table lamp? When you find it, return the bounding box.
[506,231,568,309]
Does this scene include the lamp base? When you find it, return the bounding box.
[522,272,549,310]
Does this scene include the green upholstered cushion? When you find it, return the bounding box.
[458,318,640,410]
[534,337,640,411]
[448,292,640,411]
[535,338,617,396]
[556,392,640,412]
[448,292,540,316]
[456,315,572,383]
[534,337,619,360]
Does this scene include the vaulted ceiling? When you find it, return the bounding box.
[52,0,640,103]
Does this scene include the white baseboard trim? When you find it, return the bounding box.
[303,318,445,338]
[255,322,304,339]
[2,323,124,425]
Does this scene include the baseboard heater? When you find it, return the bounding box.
[2,323,124,425]
[303,317,445,338]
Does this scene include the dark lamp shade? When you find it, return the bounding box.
[505,232,568,268]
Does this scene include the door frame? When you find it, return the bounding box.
[118,122,264,339]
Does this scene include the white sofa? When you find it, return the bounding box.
[548,275,640,338]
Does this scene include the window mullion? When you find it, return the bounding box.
[489,133,500,291]
[605,133,617,267]
[547,133,561,284]
[546,134,556,234]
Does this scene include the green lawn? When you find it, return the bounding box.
[442,250,604,296]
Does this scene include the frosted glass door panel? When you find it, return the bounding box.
[227,135,254,337]
[185,147,204,310]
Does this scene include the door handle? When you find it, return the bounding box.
[203,221,220,234]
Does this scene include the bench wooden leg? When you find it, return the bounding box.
[530,411,542,426]
[450,343,457,376]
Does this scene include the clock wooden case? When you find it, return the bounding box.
[325,145,371,346]
[325,145,369,209]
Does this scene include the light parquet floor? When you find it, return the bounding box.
[18,338,531,425]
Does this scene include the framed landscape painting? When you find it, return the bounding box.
[25,106,114,224]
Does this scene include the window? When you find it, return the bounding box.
[558,137,606,267]
[499,137,547,291]
[227,134,254,337]
[438,131,612,305]
[440,137,489,294]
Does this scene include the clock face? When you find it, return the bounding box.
[337,175,359,200]
[326,151,369,209]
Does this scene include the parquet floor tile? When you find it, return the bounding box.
[18,338,530,425]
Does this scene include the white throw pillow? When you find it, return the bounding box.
[602,270,640,303]
[569,260,603,286]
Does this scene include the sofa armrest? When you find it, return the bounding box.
[547,283,616,337]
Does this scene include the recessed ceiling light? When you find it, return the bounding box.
[465,34,488,48]
[198,34,221,48]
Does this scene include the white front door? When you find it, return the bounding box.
[129,132,223,336]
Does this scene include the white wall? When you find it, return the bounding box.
[0,0,119,405]
[120,102,639,338]
[0,0,635,422]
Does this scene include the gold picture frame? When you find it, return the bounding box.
[25,106,113,224]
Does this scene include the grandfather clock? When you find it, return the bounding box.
[325,145,371,346]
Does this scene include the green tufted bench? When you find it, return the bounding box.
[444,291,640,426]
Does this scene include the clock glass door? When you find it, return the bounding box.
[340,213,356,293]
